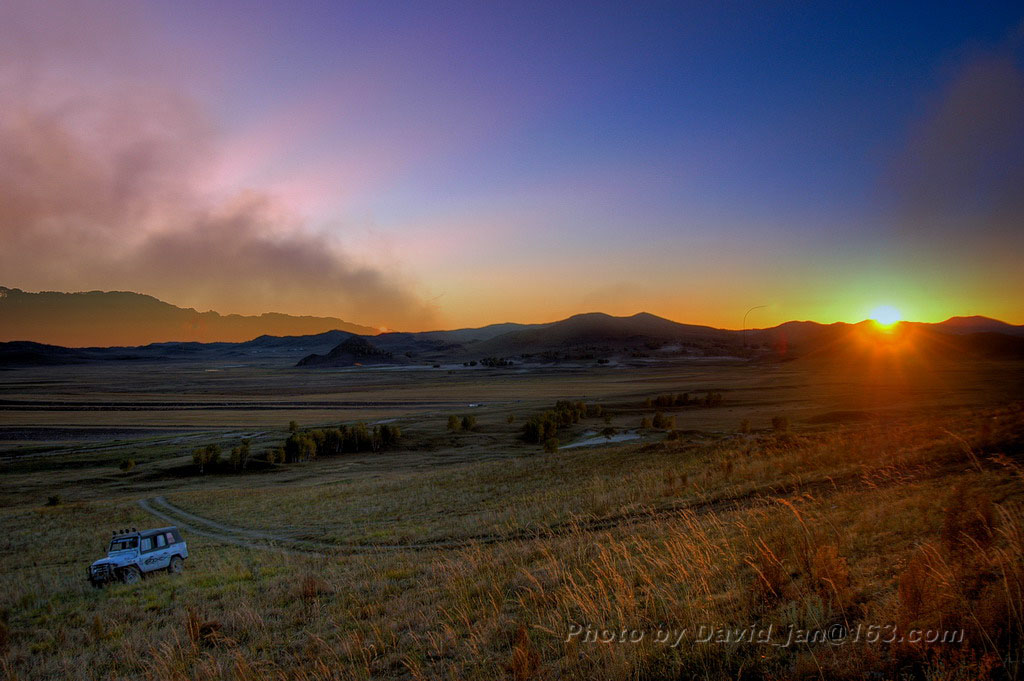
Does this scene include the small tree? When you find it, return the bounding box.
[461,414,477,431]
[230,440,251,472]
[192,444,221,474]
[288,420,300,433]
[376,424,401,450]
[543,437,559,453]
[118,458,136,474]
[447,415,461,432]
[284,433,316,462]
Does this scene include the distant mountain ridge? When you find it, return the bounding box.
[0,287,378,346]
[1,286,1022,368]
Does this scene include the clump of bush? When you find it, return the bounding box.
[192,444,221,474]
[118,458,136,473]
[283,423,401,462]
[653,393,691,407]
[523,412,559,444]
[942,484,996,556]
[521,400,598,444]
[447,414,478,432]
[703,392,724,407]
[651,412,675,429]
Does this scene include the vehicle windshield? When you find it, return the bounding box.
[109,536,138,552]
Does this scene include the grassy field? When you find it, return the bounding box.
[1,357,1022,679]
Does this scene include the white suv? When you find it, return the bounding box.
[87,526,189,586]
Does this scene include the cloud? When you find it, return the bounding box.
[0,0,437,330]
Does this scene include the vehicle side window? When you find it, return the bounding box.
[140,536,154,553]
[156,534,167,548]
[165,532,176,545]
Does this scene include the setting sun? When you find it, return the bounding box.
[870,305,902,327]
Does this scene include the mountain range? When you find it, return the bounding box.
[2,296,1022,368]
[0,287,377,346]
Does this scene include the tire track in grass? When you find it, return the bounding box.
[138,471,865,556]
[137,498,323,557]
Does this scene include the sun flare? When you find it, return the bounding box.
[870,305,902,327]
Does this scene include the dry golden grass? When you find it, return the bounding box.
[1,403,1022,679]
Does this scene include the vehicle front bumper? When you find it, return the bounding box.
[87,563,116,584]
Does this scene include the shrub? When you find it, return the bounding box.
[897,545,949,630]
[543,438,559,453]
[942,485,996,557]
[45,495,61,507]
[118,458,136,473]
[288,420,299,433]
[811,544,852,609]
[704,392,724,407]
[652,412,674,429]
[640,417,651,429]
[506,413,515,424]
[771,416,790,432]
[461,414,477,431]
[507,624,540,681]
[299,574,329,602]
[447,415,461,432]
[739,419,751,434]
[745,538,787,605]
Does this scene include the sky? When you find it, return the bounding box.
[1,0,1022,331]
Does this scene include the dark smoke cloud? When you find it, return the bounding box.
[0,0,437,330]
[891,50,1024,249]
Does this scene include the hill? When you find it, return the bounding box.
[296,336,405,367]
[0,287,378,346]
[2,308,1023,369]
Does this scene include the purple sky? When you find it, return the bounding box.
[2,1,1022,330]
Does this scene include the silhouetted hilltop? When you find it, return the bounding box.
[0,287,378,346]
[2,300,1022,369]
[297,336,402,367]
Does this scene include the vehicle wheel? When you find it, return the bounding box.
[168,556,184,575]
[120,566,141,585]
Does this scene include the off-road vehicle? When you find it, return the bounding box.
[87,526,188,586]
